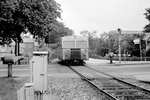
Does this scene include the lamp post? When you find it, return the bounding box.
[118,28,121,63]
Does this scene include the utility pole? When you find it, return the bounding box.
[133,38,142,61]
[118,28,121,63]
[139,38,142,61]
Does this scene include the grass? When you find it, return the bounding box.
[0,77,29,100]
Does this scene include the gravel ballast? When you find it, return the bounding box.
[47,77,102,100]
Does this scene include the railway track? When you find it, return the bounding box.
[67,64,150,100]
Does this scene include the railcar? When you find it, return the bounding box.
[58,35,89,65]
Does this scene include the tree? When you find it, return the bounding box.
[144,8,150,32]
[80,30,146,57]
[0,0,60,44]
[97,31,144,57]
[97,32,120,56]
[97,47,109,57]
[45,22,74,44]
[0,0,64,55]
[97,32,109,56]
[143,8,150,56]
[80,30,99,56]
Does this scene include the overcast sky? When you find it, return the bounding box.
[56,0,150,35]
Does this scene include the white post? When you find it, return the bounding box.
[24,83,34,100]
[17,83,34,100]
[29,58,34,82]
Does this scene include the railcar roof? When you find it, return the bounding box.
[62,35,88,41]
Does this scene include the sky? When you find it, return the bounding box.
[56,0,150,35]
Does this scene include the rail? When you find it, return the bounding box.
[84,65,150,94]
[64,61,150,99]
[66,63,118,100]
[84,65,150,99]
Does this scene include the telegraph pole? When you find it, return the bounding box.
[118,28,121,63]
[133,38,142,61]
[139,38,142,61]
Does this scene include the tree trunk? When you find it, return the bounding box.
[15,41,18,56]
[18,41,20,56]
[15,41,20,56]
[15,41,20,64]
[8,64,12,77]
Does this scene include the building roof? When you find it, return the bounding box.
[62,35,88,41]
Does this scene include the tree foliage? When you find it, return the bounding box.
[80,30,146,57]
[0,0,72,45]
[80,30,99,56]
[144,8,150,32]
[45,22,74,44]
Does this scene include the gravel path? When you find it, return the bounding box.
[47,77,102,100]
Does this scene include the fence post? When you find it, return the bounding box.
[17,86,25,100]
[25,83,34,100]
